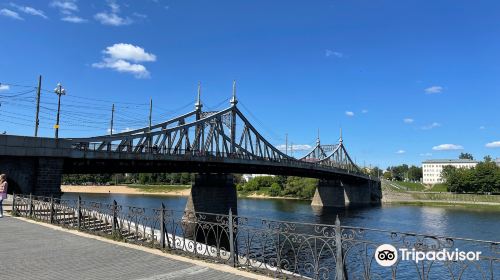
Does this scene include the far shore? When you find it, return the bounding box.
[61,185,500,209]
[61,185,191,197]
[61,185,306,200]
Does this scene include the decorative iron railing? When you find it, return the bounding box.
[11,194,500,280]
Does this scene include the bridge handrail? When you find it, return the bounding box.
[11,194,500,280]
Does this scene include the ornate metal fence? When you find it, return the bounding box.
[11,194,500,279]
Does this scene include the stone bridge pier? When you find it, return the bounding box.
[183,173,237,248]
[184,173,237,215]
[311,178,381,207]
[0,156,64,197]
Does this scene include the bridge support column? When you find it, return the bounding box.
[34,158,64,197]
[183,174,237,248]
[0,156,63,197]
[184,173,237,215]
[311,178,382,207]
[311,179,346,207]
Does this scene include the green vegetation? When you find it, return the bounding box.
[441,156,500,193]
[459,152,474,160]
[63,172,197,185]
[383,164,422,182]
[391,181,425,191]
[237,176,318,199]
[428,184,448,192]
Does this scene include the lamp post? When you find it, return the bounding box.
[54,83,66,139]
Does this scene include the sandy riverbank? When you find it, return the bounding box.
[61,185,191,196]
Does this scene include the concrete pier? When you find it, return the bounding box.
[0,156,63,197]
[184,173,237,215]
[311,178,382,207]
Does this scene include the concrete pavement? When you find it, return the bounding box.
[0,216,265,280]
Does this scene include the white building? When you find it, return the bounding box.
[241,174,275,182]
[422,159,478,184]
[496,158,500,167]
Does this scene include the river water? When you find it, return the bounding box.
[62,192,500,241]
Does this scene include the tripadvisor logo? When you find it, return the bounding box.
[375,244,482,267]
[375,244,398,267]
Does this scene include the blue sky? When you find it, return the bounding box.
[0,0,499,168]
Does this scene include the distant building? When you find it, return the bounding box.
[496,158,500,167]
[422,159,478,184]
[241,174,274,182]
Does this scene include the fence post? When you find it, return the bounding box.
[29,193,33,217]
[77,195,81,229]
[112,200,117,235]
[228,208,236,267]
[335,215,345,280]
[160,203,165,249]
[50,195,54,224]
[11,193,16,216]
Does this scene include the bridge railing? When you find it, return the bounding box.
[13,194,494,279]
[71,143,371,179]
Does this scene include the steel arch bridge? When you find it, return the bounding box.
[66,83,368,180]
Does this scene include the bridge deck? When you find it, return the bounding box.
[0,216,261,280]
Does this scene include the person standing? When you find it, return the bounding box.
[0,174,8,218]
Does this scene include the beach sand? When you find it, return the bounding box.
[61,185,191,196]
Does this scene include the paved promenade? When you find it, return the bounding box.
[0,216,261,280]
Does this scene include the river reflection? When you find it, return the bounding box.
[62,193,500,241]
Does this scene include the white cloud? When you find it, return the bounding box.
[420,153,433,157]
[95,12,131,26]
[276,144,312,151]
[103,43,156,62]
[421,122,441,130]
[403,118,414,124]
[345,111,354,117]
[10,4,48,19]
[94,0,132,26]
[361,109,368,114]
[485,141,500,148]
[61,15,86,23]
[0,84,10,91]
[50,0,86,23]
[325,49,343,58]
[425,85,443,94]
[432,144,464,151]
[120,127,133,133]
[479,126,485,130]
[92,43,156,78]
[0,9,24,20]
[50,0,78,14]
[396,150,405,154]
[133,12,147,19]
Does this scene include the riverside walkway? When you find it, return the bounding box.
[0,216,262,280]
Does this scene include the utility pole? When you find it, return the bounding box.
[110,103,115,136]
[149,97,153,149]
[34,75,42,137]
[54,83,66,139]
[149,97,153,131]
[285,133,288,156]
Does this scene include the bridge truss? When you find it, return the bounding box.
[69,83,361,174]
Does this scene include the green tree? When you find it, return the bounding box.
[269,182,282,196]
[459,153,474,160]
[407,166,422,181]
[383,171,393,180]
[369,167,382,178]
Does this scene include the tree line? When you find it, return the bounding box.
[62,173,197,185]
[441,156,500,193]
[237,176,318,199]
